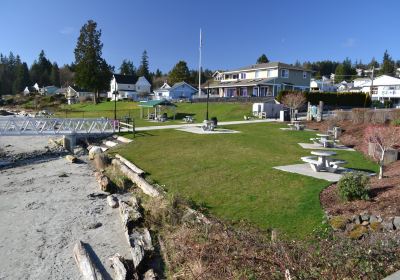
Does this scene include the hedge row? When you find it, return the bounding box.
[277,91,371,107]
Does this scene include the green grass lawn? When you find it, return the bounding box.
[110,123,378,239]
[55,101,252,127]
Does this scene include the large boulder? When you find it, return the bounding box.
[393,216,400,229]
[126,228,153,269]
[107,195,119,208]
[93,153,109,170]
[89,146,102,160]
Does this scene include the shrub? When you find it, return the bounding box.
[392,119,400,126]
[276,91,371,107]
[337,172,370,201]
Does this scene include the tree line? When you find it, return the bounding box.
[1,19,400,97]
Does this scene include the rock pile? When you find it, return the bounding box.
[328,212,400,239]
[107,194,156,279]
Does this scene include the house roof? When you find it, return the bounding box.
[69,85,90,93]
[113,74,137,84]
[138,99,177,108]
[170,81,197,91]
[136,76,151,85]
[224,62,311,74]
[358,75,400,88]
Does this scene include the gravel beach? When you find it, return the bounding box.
[0,135,130,279]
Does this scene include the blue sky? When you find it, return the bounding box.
[1,0,399,72]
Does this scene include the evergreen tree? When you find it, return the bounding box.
[154,69,162,78]
[168,60,190,85]
[74,20,112,98]
[13,62,30,94]
[137,50,151,83]
[256,54,269,64]
[50,62,60,87]
[119,59,136,77]
[368,57,379,69]
[380,50,395,76]
[334,58,356,83]
[30,50,52,86]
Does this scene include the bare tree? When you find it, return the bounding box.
[365,125,400,179]
[281,93,306,121]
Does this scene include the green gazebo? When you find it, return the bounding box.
[138,99,177,120]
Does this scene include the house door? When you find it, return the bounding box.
[253,87,258,96]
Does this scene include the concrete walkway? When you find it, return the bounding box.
[298,143,356,151]
[133,119,277,132]
[274,163,347,182]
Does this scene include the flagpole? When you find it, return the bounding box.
[198,28,202,97]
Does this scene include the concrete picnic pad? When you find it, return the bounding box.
[273,163,347,182]
[176,126,240,134]
[279,127,316,132]
[298,143,355,151]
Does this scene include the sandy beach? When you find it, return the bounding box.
[0,135,130,279]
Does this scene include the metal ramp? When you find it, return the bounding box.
[0,117,116,136]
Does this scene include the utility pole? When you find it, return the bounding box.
[198,28,202,97]
[370,66,375,96]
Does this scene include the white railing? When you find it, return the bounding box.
[0,117,116,136]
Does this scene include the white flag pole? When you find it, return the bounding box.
[198,28,202,97]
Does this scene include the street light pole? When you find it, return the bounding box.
[114,90,117,120]
[206,82,210,120]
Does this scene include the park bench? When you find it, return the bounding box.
[325,159,347,173]
[202,120,215,131]
[301,156,323,172]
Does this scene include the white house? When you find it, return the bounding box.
[33,83,40,92]
[23,87,31,95]
[359,75,400,108]
[206,62,312,97]
[337,81,354,92]
[107,74,151,101]
[153,82,197,100]
[310,76,337,92]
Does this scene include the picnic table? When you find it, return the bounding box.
[288,121,305,131]
[301,150,346,173]
[312,133,334,147]
[183,115,194,123]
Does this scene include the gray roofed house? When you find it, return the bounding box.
[153,81,197,100]
[206,61,311,97]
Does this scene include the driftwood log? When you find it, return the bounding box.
[115,154,145,175]
[73,241,98,280]
[109,253,127,280]
[66,155,77,163]
[116,136,133,143]
[112,159,159,197]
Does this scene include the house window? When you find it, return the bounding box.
[232,74,238,79]
[281,69,289,78]
[240,73,246,79]
[303,71,307,79]
[255,70,260,78]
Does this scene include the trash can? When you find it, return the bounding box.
[210,117,218,127]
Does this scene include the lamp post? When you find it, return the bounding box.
[113,90,118,120]
[206,82,210,120]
